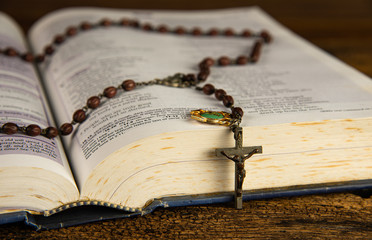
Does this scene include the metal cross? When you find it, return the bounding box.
[215,126,262,209]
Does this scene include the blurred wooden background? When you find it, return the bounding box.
[1,0,372,238]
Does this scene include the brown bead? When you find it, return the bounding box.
[223,95,234,108]
[26,124,41,136]
[103,86,117,98]
[185,74,196,83]
[100,18,112,27]
[197,71,209,82]
[142,23,153,31]
[218,56,231,66]
[122,79,136,91]
[232,107,244,118]
[2,122,18,134]
[250,41,263,63]
[45,127,59,138]
[224,28,235,36]
[66,26,78,36]
[35,54,45,63]
[241,29,252,37]
[199,57,215,69]
[60,123,73,135]
[157,25,168,33]
[80,22,93,30]
[191,27,202,36]
[54,35,65,44]
[174,26,186,35]
[21,53,34,62]
[4,48,18,56]
[44,45,54,55]
[202,84,215,95]
[87,96,101,109]
[119,18,131,26]
[130,20,140,28]
[260,30,272,43]
[214,89,226,101]
[73,109,86,123]
[236,55,248,65]
[207,28,219,36]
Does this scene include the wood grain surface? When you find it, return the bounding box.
[1,0,372,238]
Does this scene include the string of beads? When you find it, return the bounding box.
[0,18,272,138]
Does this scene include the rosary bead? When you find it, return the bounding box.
[26,124,41,136]
[122,79,136,91]
[174,26,186,35]
[191,27,202,36]
[142,23,154,31]
[54,35,65,44]
[214,89,226,100]
[199,57,215,68]
[35,54,45,63]
[218,56,231,66]
[202,84,215,95]
[4,48,18,56]
[103,86,117,98]
[100,19,112,27]
[87,96,101,109]
[197,71,209,82]
[232,107,244,118]
[73,109,86,123]
[223,95,234,107]
[157,25,168,33]
[45,127,59,138]
[60,123,73,135]
[260,30,272,43]
[80,22,93,30]
[236,55,248,65]
[130,20,140,28]
[119,18,131,26]
[66,26,78,36]
[224,28,235,36]
[207,28,219,36]
[2,122,18,134]
[21,53,34,62]
[44,45,54,55]
[250,41,262,63]
[185,73,196,83]
[241,29,252,37]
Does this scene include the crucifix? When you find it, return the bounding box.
[216,126,262,209]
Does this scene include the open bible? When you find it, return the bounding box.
[1,7,372,229]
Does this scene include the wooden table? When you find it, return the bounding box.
[1,0,372,238]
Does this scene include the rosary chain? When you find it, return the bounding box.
[0,17,272,138]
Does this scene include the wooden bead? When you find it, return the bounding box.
[260,30,272,43]
[157,25,168,33]
[214,89,226,101]
[26,124,41,136]
[218,56,231,66]
[2,122,18,134]
[45,127,59,138]
[80,22,93,30]
[250,41,263,63]
[103,86,117,98]
[224,28,235,36]
[35,54,45,63]
[119,18,131,26]
[130,20,140,28]
[87,96,101,109]
[21,53,34,62]
[199,58,215,69]
[142,23,153,31]
[207,28,219,36]
[232,107,244,118]
[54,35,65,44]
[223,95,234,107]
[66,26,78,36]
[191,27,202,36]
[122,79,136,91]
[197,71,209,82]
[100,18,112,27]
[202,84,215,95]
[44,45,54,55]
[73,109,86,123]
[241,29,252,37]
[4,48,18,56]
[60,123,73,135]
[174,26,186,35]
[236,55,248,65]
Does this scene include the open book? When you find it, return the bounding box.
[1,7,372,229]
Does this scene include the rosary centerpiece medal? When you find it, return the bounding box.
[190,109,233,126]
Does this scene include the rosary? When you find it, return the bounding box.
[0,18,271,209]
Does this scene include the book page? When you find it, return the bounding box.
[28,7,372,188]
[0,12,75,183]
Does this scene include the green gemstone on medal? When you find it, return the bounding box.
[190,109,233,126]
[201,112,224,119]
